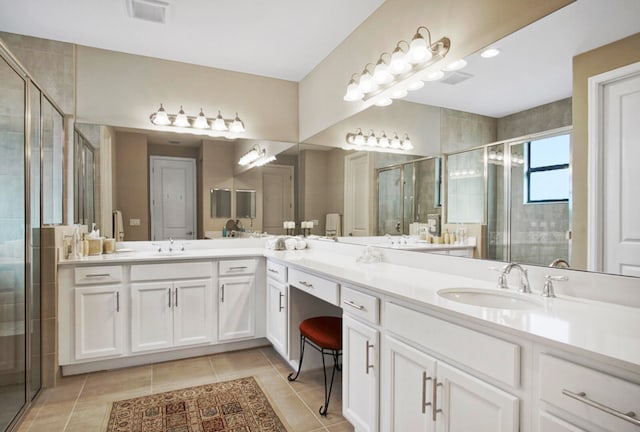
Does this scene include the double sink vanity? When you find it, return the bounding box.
[57,238,640,432]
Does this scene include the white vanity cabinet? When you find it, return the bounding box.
[71,266,125,361]
[342,285,381,432]
[218,259,256,341]
[131,262,213,352]
[538,354,640,432]
[266,260,288,356]
[382,302,519,432]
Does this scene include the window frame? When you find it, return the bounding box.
[524,134,570,204]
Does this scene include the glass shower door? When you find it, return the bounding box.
[377,167,402,235]
[0,56,26,431]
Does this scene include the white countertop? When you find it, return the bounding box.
[57,241,640,371]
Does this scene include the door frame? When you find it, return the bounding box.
[344,152,371,236]
[149,155,197,241]
[587,61,640,271]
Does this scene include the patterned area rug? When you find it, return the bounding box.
[106,376,288,432]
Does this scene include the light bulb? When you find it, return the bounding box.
[481,48,500,58]
[373,59,393,84]
[193,109,208,129]
[407,34,432,64]
[390,133,401,149]
[391,89,408,98]
[378,132,390,148]
[238,148,260,166]
[375,98,392,107]
[212,111,228,131]
[389,46,410,75]
[401,134,413,150]
[407,80,425,90]
[344,78,364,101]
[366,131,377,147]
[173,105,190,127]
[424,70,444,81]
[358,69,377,93]
[152,103,171,125]
[354,130,365,146]
[229,113,245,133]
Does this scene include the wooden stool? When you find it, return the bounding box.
[287,316,342,416]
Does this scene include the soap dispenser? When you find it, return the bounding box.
[443,229,450,244]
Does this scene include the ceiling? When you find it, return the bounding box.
[0,0,385,81]
[0,0,638,118]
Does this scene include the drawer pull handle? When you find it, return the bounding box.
[229,266,248,271]
[278,292,285,312]
[422,372,432,414]
[116,291,120,312]
[268,268,279,274]
[365,341,374,374]
[433,379,443,421]
[168,288,172,308]
[175,288,178,307]
[562,389,640,426]
[299,281,314,289]
[221,284,225,303]
[85,273,110,278]
[343,300,364,311]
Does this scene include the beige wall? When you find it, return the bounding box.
[572,32,640,269]
[299,150,330,235]
[115,132,149,241]
[75,46,299,142]
[201,140,235,234]
[298,0,573,141]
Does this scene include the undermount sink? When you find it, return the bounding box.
[438,288,543,310]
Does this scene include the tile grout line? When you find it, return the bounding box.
[62,374,88,432]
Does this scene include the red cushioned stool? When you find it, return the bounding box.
[287,316,342,416]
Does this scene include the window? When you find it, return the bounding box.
[525,134,570,203]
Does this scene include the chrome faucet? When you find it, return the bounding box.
[501,263,532,294]
[542,275,568,298]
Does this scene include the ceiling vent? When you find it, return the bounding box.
[441,71,473,85]
[127,0,169,23]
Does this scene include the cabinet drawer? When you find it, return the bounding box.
[385,302,520,387]
[288,268,339,306]
[219,259,256,276]
[341,285,379,324]
[266,260,287,283]
[539,354,640,432]
[74,266,122,285]
[538,412,586,432]
[131,262,211,281]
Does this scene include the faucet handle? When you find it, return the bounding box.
[542,275,568,298]
[151,242,162,253]
[489,266,508,289]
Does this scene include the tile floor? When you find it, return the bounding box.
[17,347,354,432]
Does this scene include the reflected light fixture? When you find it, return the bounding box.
[345,129,414,152]
[481,47,500,58]
[443,59,467,71]
[344,24,450,106]
[150,104,246,137]
[238,147,261,166]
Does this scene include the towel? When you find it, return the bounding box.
[113,210,124,241]
[325,213,342,237]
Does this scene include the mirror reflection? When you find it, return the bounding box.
[211,188,231,219]
[236,189,256,219]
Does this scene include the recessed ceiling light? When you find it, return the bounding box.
[481,48,500,58]
[423,70,444,81]
[443,59,467,71]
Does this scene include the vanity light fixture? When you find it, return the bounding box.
[343,24,450,105]
[345,129,414,152]
[150,104,246,136]
[238,146,261,166]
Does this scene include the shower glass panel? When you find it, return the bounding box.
[41,99,63,224]
[487,144,507,261]
[510,141,570,266]
[29,83,41,399]
[402,163,414,234]
[447,148,485,223]
[414,158,442,222]
[377,167,402,235]
[0,57,26,431]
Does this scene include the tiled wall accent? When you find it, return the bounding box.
[440,108,497,154]
[497,97,572,141]
[447,148,485,224]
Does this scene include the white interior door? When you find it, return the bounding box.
[150,156,196,241]
[344,152,370,236]
[262,165,294,235]
[589,62,640,275]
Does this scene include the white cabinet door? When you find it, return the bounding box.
[266,278,287,356]
[173,279,212,347]
[539,412,587,432]
[436,362,518,432]
[74,285,123,360]
[219,276,255,341]
[343,314,379,432]
[131,281,173,352]
[382,336,436,432]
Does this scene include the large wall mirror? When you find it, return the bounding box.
[298,0,639,278]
